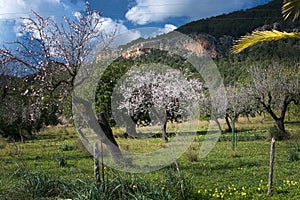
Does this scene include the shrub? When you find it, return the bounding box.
[268,125,290,141]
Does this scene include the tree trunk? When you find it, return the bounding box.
[276,98,289,134]
[73,96,124,164]
[18,127,24,143]
[246,115,251,123]
[212,116,223,133]
[225,116,232,132]
[263,98,289,135]
[275,118,286,134]
[78,128,91,147]
[161,118,168,143]
[27,122,33,135]
[125,120,137,138]
[151,108,168,142]
[98,112,124,163]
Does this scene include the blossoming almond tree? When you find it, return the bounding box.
[114,64,204,142]
[0,6,124,162]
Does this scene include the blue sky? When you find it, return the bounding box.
[0,0,273,46]
[91,0,272,28]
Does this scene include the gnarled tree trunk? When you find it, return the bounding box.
[212,115,223,133]
[275,118,286,134]
[225,115,232,132]
[161,117,168,143]
[125,119,137,138]
[97,112,124,163]
[73,96,124,164]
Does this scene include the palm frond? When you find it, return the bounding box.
[231,30,300,53]
[283,0,300,21]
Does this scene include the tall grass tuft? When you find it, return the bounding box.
[4,167,182,200]
[9,168,75,199]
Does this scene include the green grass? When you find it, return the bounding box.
[0,117,299,199]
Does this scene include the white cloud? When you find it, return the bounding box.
[0,0,84,20]
[0,0,86,44]
[157,24,177,34]
[0,0,140,47]
[142,24,177,38]
[98,17,142,47]
[126,0,272,25]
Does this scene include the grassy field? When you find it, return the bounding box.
[0,116,299,199]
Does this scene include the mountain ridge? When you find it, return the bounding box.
[118,0,300,59]
[176,0,298,39]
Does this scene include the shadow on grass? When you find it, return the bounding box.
[285,121,300,125]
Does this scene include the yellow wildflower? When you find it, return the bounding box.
[212,193,220,198]
[291,181,298,186]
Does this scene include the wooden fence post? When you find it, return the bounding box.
[268,137,275,196]
[94,142,100,186]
